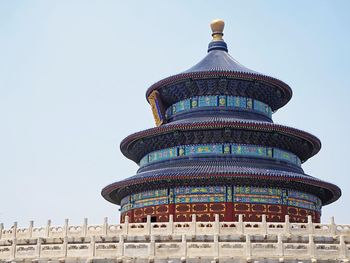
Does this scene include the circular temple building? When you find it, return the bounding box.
[102,20,341,223]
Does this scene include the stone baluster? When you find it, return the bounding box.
[308,234,315,260]
[124,216,129,235]
[339,235,348,260]
[191,214,196,236]
[330,216,336,236]
[146,215,151,235]
[12,221,17,239]
[213,234,219,257]
[29,220,34,238]
[277,234,284,257]
[118,234,124,257]
[46,219,51,238]
[149,234,155,257]
[83,218,88,237]
[0,223,3,240]
[11,238,17,260]
[168,215,174,235]
[214,214,220,235]
[89,236,95,258]
[63,236,68,257]
[261,215,267,236]
[103,217,108,236]
[36,237,42,258]
[238,214,244,234]
[181,234,187,258]
[64,219,69,237]
[307,215,314,234]
[245,234,251,259]
[284,215,290,235]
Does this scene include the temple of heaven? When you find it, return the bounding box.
[102,19,341,223]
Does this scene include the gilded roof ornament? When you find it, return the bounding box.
[210,19,225,41]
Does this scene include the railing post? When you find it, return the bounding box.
[0,223,3,240]
[29,220,34,238]
[124,216,129,235]
[11,238,17,260]
[181,234,187,259]
[146,215,151,235]
[284,215,290,235]
[277,234,284,257]
[339,235,348,259]
[103,217,108,236]
[64,219,69,237]
[214,234,219,257]
[214,214,220,235]
[36,237,42,258]
[238,214,244,234]
[308,234,315,260]
[12,221,17,239]
[89,235,95,258]
[245,234,251,259]
[307,215,314,235]
[46,219,51,238]
[83,218,88,237]
[191,214,196,236]
[149,234,155,257]
[63,236,68,257]
[330,216,336,236]
[118,234,124,257]
[169,214,174,235]
[261,214,267,235]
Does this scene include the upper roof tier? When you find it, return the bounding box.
[146,20,292,126]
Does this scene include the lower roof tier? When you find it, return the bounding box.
[101,161,341,207]
[120,117,321,164]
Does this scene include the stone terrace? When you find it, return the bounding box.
[0,215,349,263]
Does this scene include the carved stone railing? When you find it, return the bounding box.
[0,215,349,262]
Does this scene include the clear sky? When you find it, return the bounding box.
[0,1,349,228]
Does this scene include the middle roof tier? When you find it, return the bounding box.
[120,117,321,165]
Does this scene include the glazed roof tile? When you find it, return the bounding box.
[183,49,260,74]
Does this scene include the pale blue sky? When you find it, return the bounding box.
[0,1,349,227]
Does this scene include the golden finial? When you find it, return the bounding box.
[210,19,225,41]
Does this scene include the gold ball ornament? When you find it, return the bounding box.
[210,19,225,41]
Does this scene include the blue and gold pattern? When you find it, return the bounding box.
[139,143,301,167]
[120,186,322,213]
[234,186,282,205]
[166,96,272,119]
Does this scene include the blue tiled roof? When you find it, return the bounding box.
[183,48,260,75]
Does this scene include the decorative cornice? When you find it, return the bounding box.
[101,171,341,206]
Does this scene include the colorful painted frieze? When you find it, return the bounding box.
[166,96,273,119]
[133,197,168,209]
[175,195,225,203]
[139,143,301,167]
[148,147,177,163]
[132,189,167,201]
[273,148,299,165]
[184,144,223,155]
[231,145,266,157]
[175,186,226,195]
[198,96,218,107]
